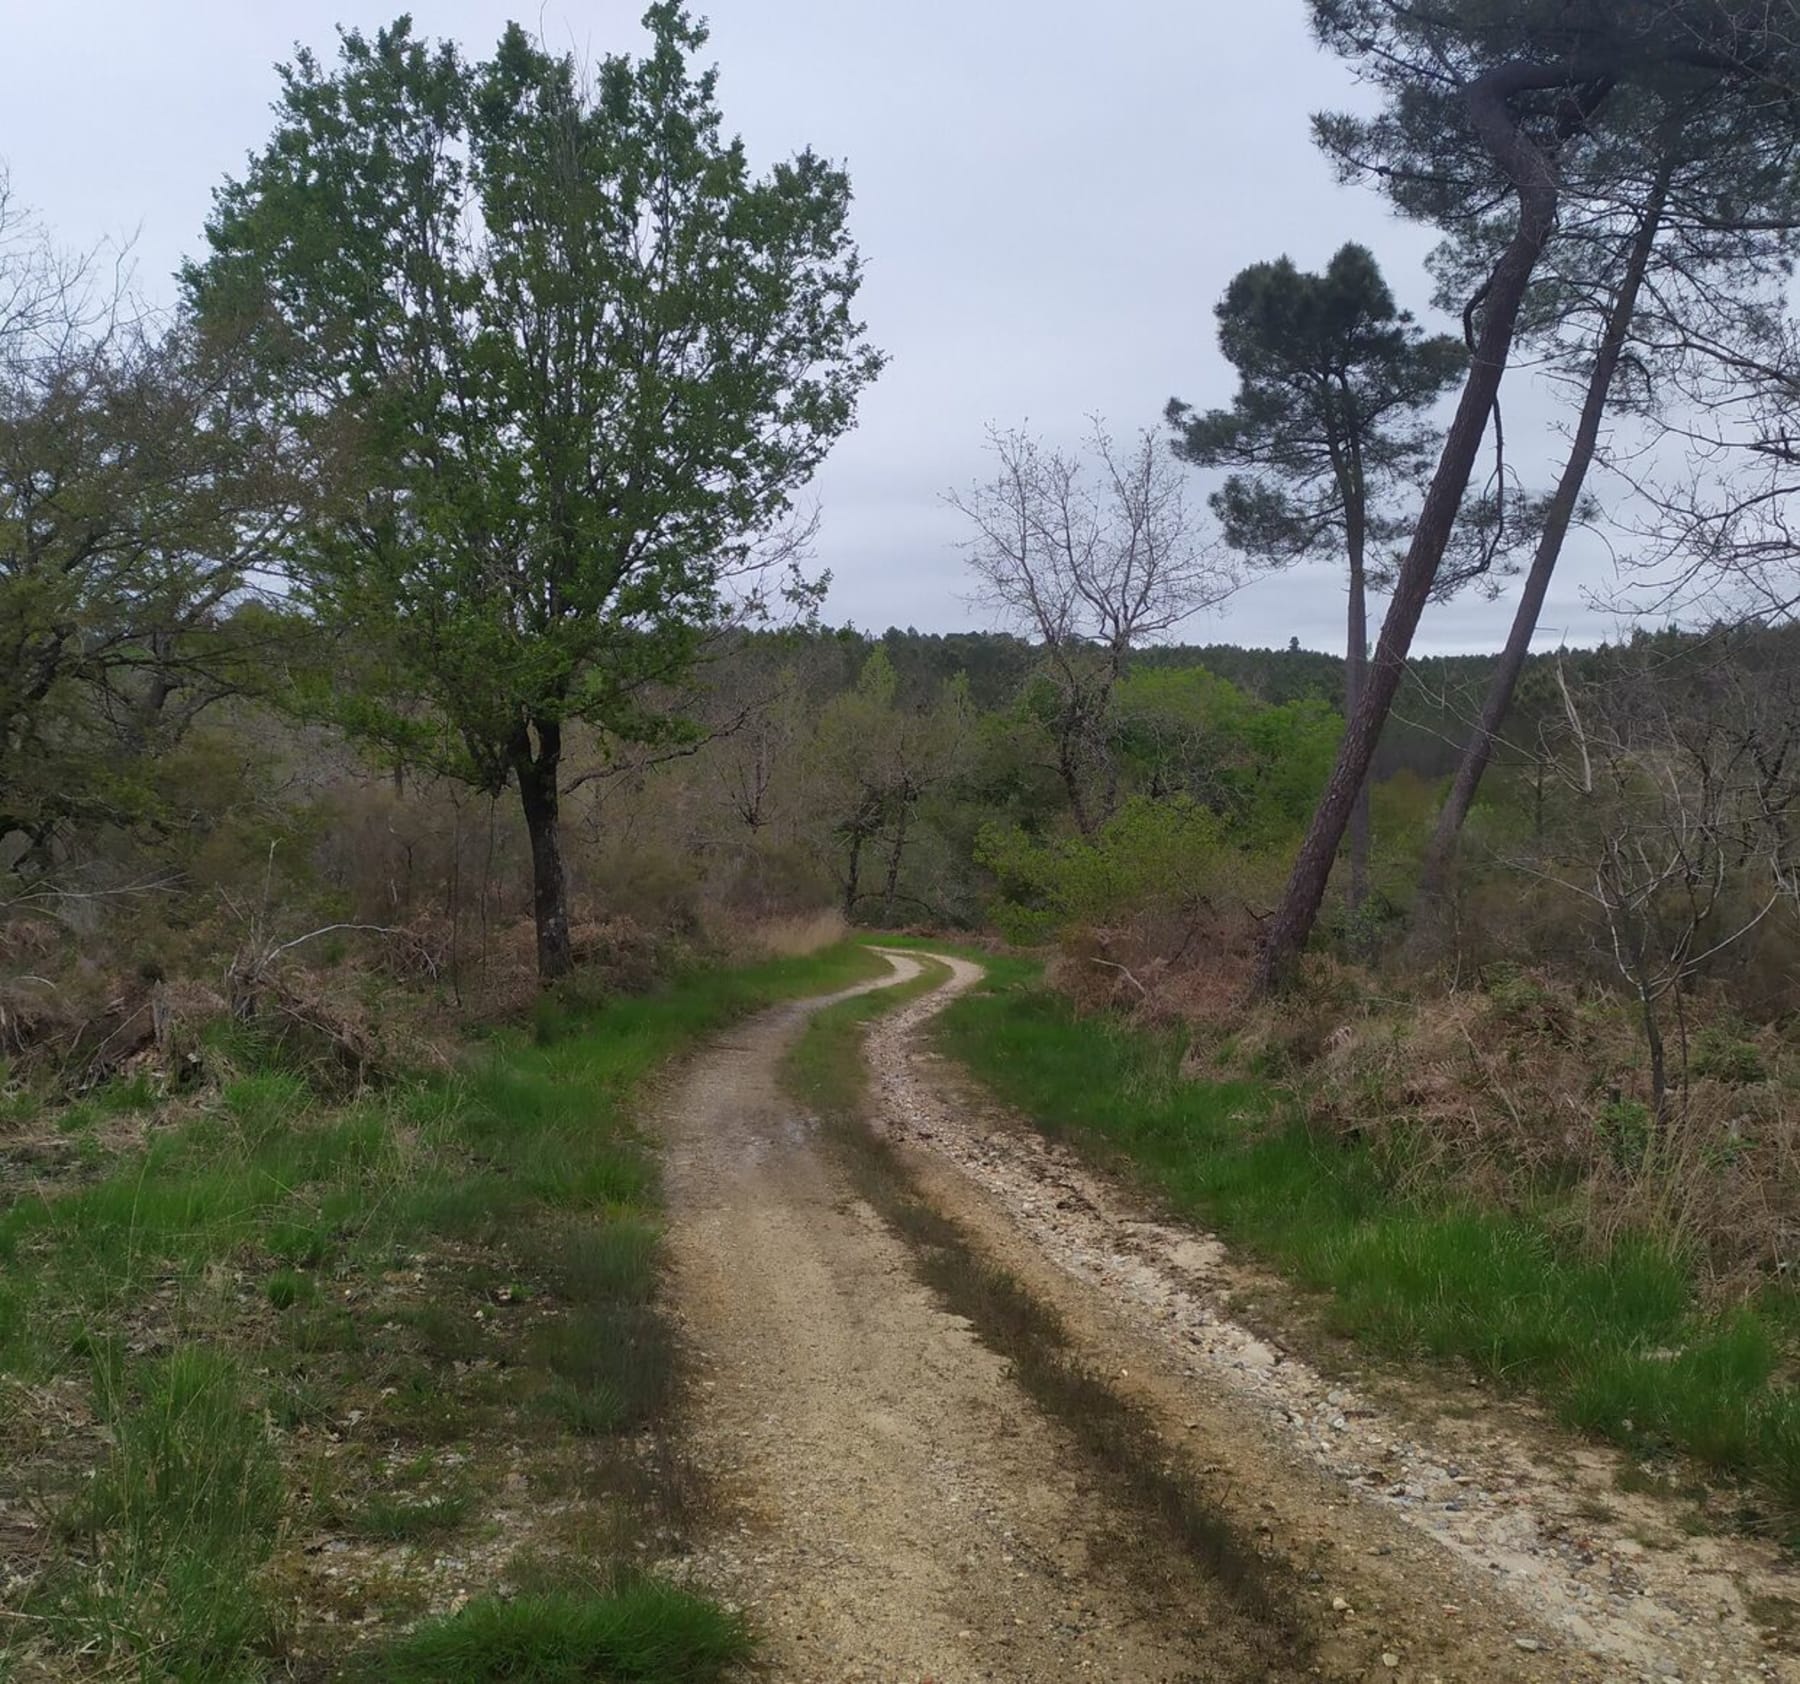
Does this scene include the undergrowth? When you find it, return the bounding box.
[0,941,883,1680]
[936,954,1800,1542]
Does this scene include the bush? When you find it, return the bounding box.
[1692,1022,1769,1086]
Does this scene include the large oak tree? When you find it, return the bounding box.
[186,7,882,979]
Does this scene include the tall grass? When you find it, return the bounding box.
[938,958,1800,1538]
[47,1349,284,1671]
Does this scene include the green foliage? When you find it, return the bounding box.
[980,796,1226,943]
[1113,666,1342,844]
[1692,1023,1768,1087]
[976,667,1341,942]
[50,1349,284,1677]
[185,7,881,797]
[1169,243,1462,580]
[1598,1097,1654,1170]
[0,258,292,854]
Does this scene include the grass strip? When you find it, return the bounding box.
[375,1583,751,1684]
[935,956,1800,1539]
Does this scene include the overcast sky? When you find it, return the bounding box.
[5,0,1642,653]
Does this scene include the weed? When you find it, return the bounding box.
[265,1268,316,1310]
[48,1349,283,1677]
[531,1305,672,1435]
[535,1217,661,1305]
[1692,1023,1768,1085]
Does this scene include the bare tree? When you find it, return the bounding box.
[1511,650,1788,1127]
[949,423,1237,835]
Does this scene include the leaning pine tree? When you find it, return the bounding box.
[186,6,883,979]
[1253,0,1800,994]
[1410,90,1800,932]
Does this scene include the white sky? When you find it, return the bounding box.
[3,0,1645,654]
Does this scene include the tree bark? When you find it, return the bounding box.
[882,787,912,924]
[513,717,572,983]
[1345,520,1371,918]
[842,816,869,920]
[1413,160,1671,931]
[1253,61,1610,994]
[1058,701,1097,838]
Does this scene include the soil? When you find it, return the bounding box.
[660,951,1800,1684]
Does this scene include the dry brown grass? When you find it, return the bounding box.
[1265,967,1799,1284]
[721,906,848,959]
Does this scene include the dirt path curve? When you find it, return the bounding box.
[661,954,1310,1683]
[865,952,1800,1684]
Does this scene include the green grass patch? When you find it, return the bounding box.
[373,1583,750,1683]
[783,947,951,1117]
[350,1490,473,1541]
[1,939,881,1677]
[45,1348,284,1675]
[937,957,1800,1538]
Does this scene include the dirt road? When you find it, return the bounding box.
[661,951,1799,1684]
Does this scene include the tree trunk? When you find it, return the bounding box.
[882,791,912,924]
[1413,162,1671,930]
[1252,62,1606,995]
[842,826,866,920]
[1345,529,1371,918]
[1058,706,1096,837]
[513,718,572,983]
[1636,970,1668,1129]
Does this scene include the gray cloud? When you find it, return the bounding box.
[6,0,1643,653]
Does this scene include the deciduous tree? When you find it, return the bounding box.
[186,8,882,978]
[951,423,1236,836]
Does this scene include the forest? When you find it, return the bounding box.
[9,1,1800,1680]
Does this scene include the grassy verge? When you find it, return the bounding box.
[0,940,886,1682]
[935,955,1800,1540]
[782,951,1309,1663]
